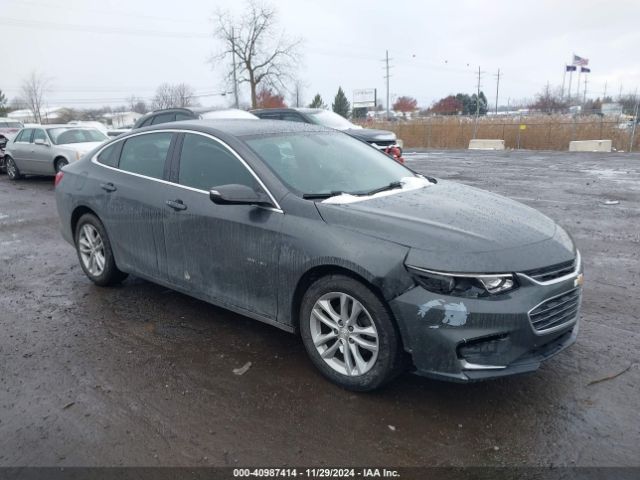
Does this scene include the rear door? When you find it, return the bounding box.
[162,132,283,319]
[96,131,177,282]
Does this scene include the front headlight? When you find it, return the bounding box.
[406,266,517,298]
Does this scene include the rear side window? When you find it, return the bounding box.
[97,143,121,167]
[178,133,256,191]
[151,113,176,125]
[17,129,33,142]
[119,133,173,179]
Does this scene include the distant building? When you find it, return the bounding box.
[7,107,68,124]
[102,111,142,128]
[601,103,624,116]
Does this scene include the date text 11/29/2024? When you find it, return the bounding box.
[233,468,400,478]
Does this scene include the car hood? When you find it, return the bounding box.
[344,128,397,143]
[316,180,575,272]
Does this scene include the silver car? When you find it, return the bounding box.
[4,125,108,180]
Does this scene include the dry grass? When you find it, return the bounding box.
[364,115,640,152]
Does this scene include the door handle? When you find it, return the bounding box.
[100,182,117,192]
[166,199,187,211]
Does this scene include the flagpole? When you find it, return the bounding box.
[567,70,573,103]
[576,68,581,104]
[561,66,567,100]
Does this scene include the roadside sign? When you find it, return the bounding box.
[353,89,376,108]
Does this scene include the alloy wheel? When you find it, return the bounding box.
[6,158,17,179]
[310,292,379,376]
[78,224,106,277]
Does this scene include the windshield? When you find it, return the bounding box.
[47,128,108,145]
[245,132,414,197]
[307,110,356,130]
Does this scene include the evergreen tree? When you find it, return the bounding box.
[308,93,325,108]
[332,87,350,118]
[0,89,7,116]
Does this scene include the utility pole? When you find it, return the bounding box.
[494,68,501,114]
[382,50,392,120]
[561,66,567,101]
[231,27,239,108]
[603,80,608,100]
[583,74,588,105]
[630,88,639,153]
[473,66,482,138]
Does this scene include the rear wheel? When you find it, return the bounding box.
[54,157,68,173]
[300,275,404,391]
[5,156,23,180]
[75,213,128,286]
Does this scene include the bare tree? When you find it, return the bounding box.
[127,95,148,114]
[21,71,50,123]
[172,83,195,107]
[212,1,302,108]
[152,83,175,110]
[151,83,196,110]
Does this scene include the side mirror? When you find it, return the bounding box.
[34,138,48,146]
[209,184,273,207]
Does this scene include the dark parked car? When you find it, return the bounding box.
[132,108,258,129]
[251,108,404,162]
[55,120,582,391]
[132,108,199,129]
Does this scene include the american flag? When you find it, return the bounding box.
[573,55,589,66]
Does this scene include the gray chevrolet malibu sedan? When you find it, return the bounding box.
[55,120,583,391]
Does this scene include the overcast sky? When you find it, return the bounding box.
[2,0,640,110]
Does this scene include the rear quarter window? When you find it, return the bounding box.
[96,143,121,167]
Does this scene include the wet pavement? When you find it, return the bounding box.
[0,150,639,467]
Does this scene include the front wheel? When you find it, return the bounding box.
[300,275,404,391]
[75,213,128,286]
[5,156,23,180]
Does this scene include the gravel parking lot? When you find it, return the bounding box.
[0,149,638,468]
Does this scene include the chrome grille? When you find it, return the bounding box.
[529,288,581,332]
[524,258,576,282]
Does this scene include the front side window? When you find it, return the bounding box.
[119,132,173,179]
[17,129,33,143]
[33,129,47,143]
[178,133,256,191]
[245,132,413,196]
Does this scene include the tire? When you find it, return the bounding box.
[299,274,404,391]
[74,213,128,286]
[54,157,68,173]
[5,156,23,180]
[0,155,6,174]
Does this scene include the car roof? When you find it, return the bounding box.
[137,119,332,137]
[251,107,323,115]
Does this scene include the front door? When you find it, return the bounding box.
[30,129,54,175]
[163,132,283,319]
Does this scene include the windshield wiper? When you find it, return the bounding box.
[302,191,345,200]
[361,181,403,196]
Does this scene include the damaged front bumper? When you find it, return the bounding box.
[389,262,583,382]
